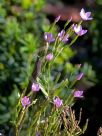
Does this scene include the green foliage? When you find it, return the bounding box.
[0,0,45,91]
[0,0,45,124]
[13,16,95,135]
[0,86,19,124]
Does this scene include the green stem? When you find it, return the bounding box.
[42,42,49,72]
[68,35,79,47]
[16,108,26,136]
[27,100,49,134]
[48,22,56,32]
[52,37,59,52]
[65,94,74,106]
[64,19,72,29]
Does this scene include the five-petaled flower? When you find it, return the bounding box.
[32,83,40,92]
[58,30,69,42]
[53,97,63,108]
[73,24,87,36]
[44,32,55,43]
[46,53,53,61]
[21,96,30,108]
[80,8,93,21]
[73,90,83,98]
[76,72,84,80]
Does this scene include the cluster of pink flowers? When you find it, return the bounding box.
[20,8,92,109]
[21,82,40,108]
[70,8,91,101]
[44,8,92,44]
[43,8,92,63]
[73,8,92,36]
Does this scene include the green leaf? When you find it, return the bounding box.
[53,79,68,91]
[38,83,49,98]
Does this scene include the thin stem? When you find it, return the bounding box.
[48,22,56,32]
[68,35,79,47]
[15,108,26,136]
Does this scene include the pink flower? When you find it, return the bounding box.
[58,30,69,42]
[53,97,63,108]
[80,8,93,21]
[76,72,84,80]
[73,24,87,36]
[68,17,72,22]
[44,32,55,43]
[45,53,53,61]
[55,15,61,23]
[36,132,40,136]
[73,90,83,98]
[21,96,30,108]
[32,83,40,92]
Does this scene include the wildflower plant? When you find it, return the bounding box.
[14,8,93,136]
